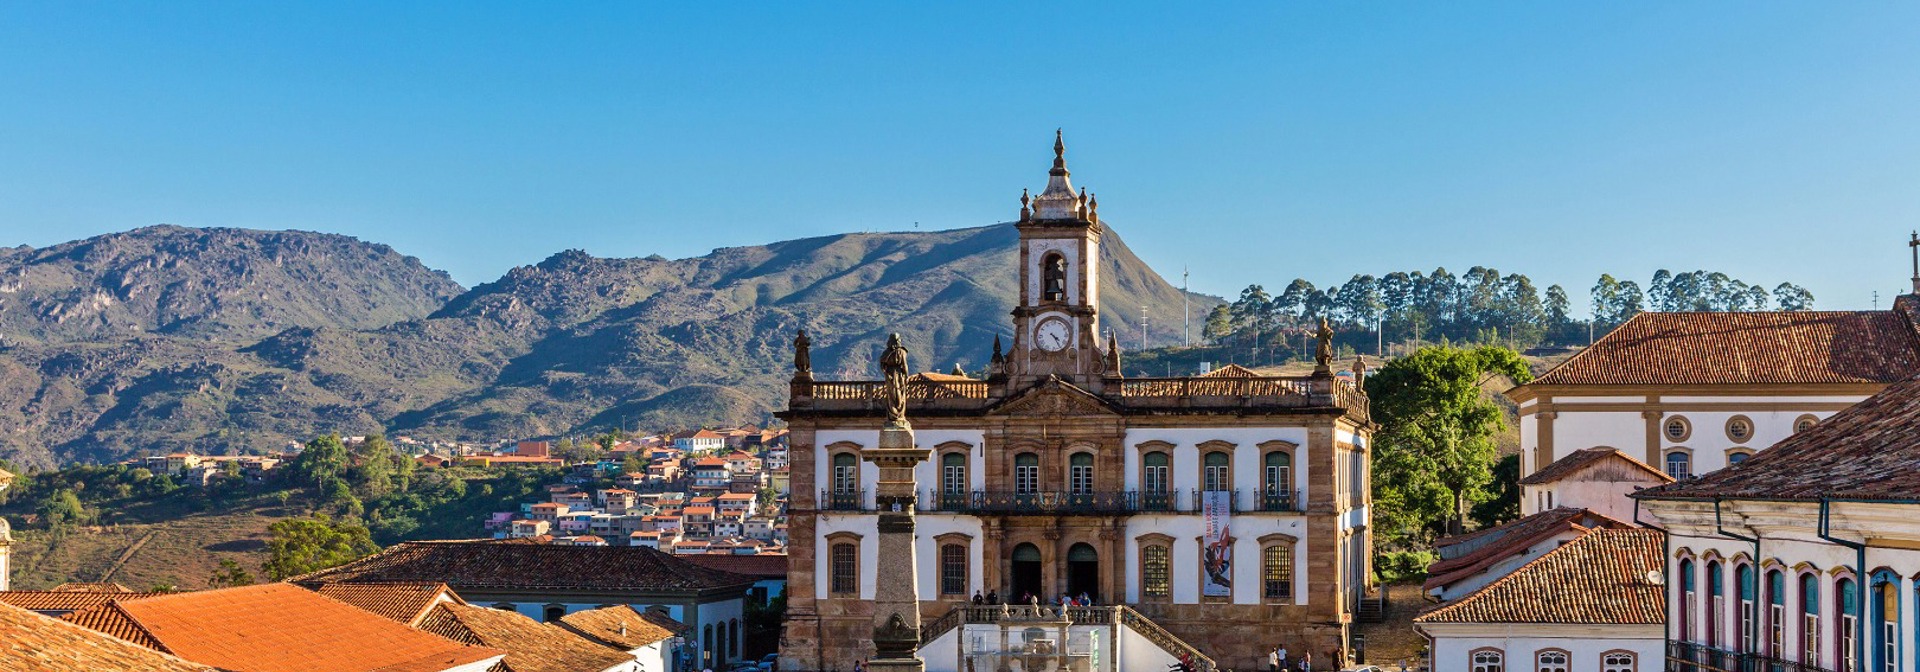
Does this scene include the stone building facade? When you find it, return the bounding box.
[778,135,1376,670]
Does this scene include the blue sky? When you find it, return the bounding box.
[2,3,1918,313]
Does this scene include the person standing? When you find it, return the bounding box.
[1301,652,1312,672]
[1269,646,1282,672]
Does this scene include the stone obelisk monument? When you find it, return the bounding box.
[865,333,930,672]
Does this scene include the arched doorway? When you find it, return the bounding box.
[1066,543,1099,603]
[1010,543,1043,601]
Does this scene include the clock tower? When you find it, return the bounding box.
[1005,131,1115,390]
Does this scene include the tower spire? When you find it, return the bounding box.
[1031,130,1081,220]
[1908,231,1918,295]
[1052,128,1068,175]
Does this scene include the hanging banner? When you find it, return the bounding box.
[1201,490,1233,597]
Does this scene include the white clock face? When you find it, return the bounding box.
[1036,318,1072,352]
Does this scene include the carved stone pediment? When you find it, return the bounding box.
[989,376,1118,417]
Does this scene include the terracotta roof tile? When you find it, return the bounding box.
[1637,375,1920,501]
[293,540,756,593]
[556,605,675,649]
[0,589,169,614]
[59,601,164,650]
[90,583,503,672]
[1415,528,1665,624]
[49,582,137,593]
[414,603,634,672]
[1525,311,1920,387]
[1424,508,1634,592]
[0,601,214,672]
[1199,364,1261,378]
[1517,447,1673,486]
[681,553,789,579]
[313,582,463,626]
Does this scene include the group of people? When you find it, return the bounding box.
[1267,645,1347,672]
[968,590,1099,607]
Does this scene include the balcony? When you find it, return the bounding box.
[820,488,866,512]
[1256,489,1302,512]
[1665,641,1835,672]
[924,490,1142,515]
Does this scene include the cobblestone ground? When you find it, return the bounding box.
[1353,583,1428,671]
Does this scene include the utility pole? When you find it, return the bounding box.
[1182,266,1191,347]
[1141,305,1149,351]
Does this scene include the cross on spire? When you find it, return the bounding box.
[1909,231,1919,295]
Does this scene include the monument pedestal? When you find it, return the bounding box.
[865,422,931,672]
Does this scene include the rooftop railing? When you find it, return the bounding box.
[1665,640,1835,672]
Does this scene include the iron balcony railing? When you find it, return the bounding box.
[1666,640,1835,672]
[820,488,866,512]
[1257,488,1303,512]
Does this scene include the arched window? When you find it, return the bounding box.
[1141,544,1171,599]
[1202,451,1231,492]
[939,543,968,597]
[1708,560,1725,647]
[543,604,565,622]
[1263,451,1292,509]
[1767,569,1786,657]
[832,452,858,494]
[1470,648,1505,672]
[1599,651,1636,672]
[729,618,740,659]
[1014,453,1039,495]
[1738,564,1757,653]
[702,623,714,665]
[1068,452,1094,496]
[941,452,967,496]
[1535,649,1569,672]
[830,541,859,595]
[1839,577,1859,672]
[1872,575,1900,672]
[1680,558,1696,643]
[1728,450,1753,466]
[1042,253,1067,302]
[1803,573,1822,667]
[1666,451,1692,479]
[1262,542,1293,600]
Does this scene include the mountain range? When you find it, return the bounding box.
[0,223,1216,468]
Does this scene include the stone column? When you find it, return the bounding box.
[865,423,931,672]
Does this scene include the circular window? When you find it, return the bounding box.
[1794,414,1819,433]
[1725,416,1754,443]
[1664,416,1692,442]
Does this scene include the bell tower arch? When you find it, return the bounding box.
[1008,131,1112,389]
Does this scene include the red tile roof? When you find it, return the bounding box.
[681,553,788,579]
[0,589,169,614]
[292,540,755,593]
[1637,375,1920,501]
[59,601,163,650]
[1415,528,1665,625]
[80,583,504,672]
[1199,364,1261,378]
[0,601,214,672]
[1424,508,1634,592]
[1517,447,1673,486]
[49,582,137,593]
[413,603,634,672]
[1523,310,1920,387]
[556,605,676,649]
[311,582,462,626]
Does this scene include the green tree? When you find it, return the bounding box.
[1202,304,1234,343]
[288,434,350,489]
[1364,346,1533,541]
[37,489,92,529]
[263,514,380,580]
[208,558,257,588]
[1773,283,1815,311]
[1469,454,1522,529]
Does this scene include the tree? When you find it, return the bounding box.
[1202,304,1233,342]
[1774,283,1815,311]
[208,558,256,588]
[1543,285,1572,340]
[1230,285,1274,333]
[263,514,379,580]
[1335,275,1384,329]
[37,489,92,530]
[1364,346,1533,541]
[1275,279,1317,320]
[288,434,349,490]
[1591,274,1624,327]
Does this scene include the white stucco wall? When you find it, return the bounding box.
[1421,623,1663,672]
[1122,514,1310,605]
[1123,427,1312,497]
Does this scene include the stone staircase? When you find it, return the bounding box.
[919,604,1217,671]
